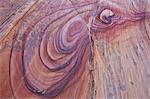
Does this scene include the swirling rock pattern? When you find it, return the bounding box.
[0,0,95,98]
[0,0,150,99]
[14,16,89,97]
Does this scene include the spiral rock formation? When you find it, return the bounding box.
[0,0,150,99]
[3,0,95,98]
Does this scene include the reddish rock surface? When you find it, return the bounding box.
[0,0,150,99]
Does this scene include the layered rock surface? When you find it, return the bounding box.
[0,0,150,99]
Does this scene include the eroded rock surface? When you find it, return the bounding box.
[0,0,150,99]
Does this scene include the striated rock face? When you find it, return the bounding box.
[0,0,150,99]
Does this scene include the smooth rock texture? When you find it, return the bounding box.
[0,0,150,99]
